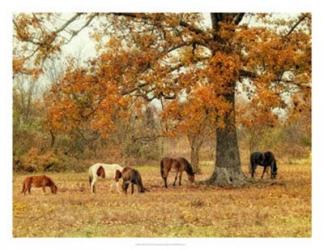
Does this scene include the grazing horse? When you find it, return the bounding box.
[88,163,124,193]
[115,167,147,194]
[250,151,278,179]
[160,157,195,188]
[21,175,58,195]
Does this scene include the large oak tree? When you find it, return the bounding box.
[13,13,311,186]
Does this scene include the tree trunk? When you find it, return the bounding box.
[204,13,247,187]
[50,130,56,148]
[206,84,246,186]
[190,143,202,174]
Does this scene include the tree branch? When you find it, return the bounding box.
[285,14,308,38]
[55,13,83,33]
[64,13,98,44]
[239,69,256,78]
[234,13,245,25]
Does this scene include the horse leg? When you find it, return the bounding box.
[22,184,26,195]
[261,167,267,179]
[163,177,168,188]
[179,171,183,186]
[23,187,27,195]
[173,169,179,186]
[162,167,169,188]
[122,182,129,194]
[90,177,96,193]
[28,186,31,194]
[91,182,96,193]
[131,183,134,194]
[251,164,256,178]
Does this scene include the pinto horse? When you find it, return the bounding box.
[160,157,195,188]
[88,163,124,193]
[250,151,278,179]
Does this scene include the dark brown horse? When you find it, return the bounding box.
[250,151,278,179]
[115,167,148,194]
[160,157,195,188]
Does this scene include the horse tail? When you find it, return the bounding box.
[249,153,254,174]
[88,166,95,186]
[89,175,93,186]
[21,181,25,193]
[160,159,165,178]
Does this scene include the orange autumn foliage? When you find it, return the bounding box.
[162,85,231,138]
[44,66,130,138]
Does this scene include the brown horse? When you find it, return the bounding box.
[160,157,195,188]
[115,167,147,194]
[21,175,58,195]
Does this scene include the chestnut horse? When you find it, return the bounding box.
[160,157,195,188]
[88,163,124,193]
[21,175,58,195]
[115,167,148,194]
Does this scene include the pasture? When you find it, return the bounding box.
[13,160,311,237]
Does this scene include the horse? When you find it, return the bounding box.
[88,163,124,193]
[250,151,278,179]
[21,175,58,195]
[160,157,195,188]
[115,167,148,194]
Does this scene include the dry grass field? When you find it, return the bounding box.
[13,160,311,237]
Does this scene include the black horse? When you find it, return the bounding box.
[250,151,278,179]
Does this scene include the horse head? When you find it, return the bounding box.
[188,174,195,183]
[52,184,58,194]
[180,158,195,183]
[271,164,277,179]
[270,158,278,179]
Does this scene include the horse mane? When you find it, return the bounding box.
[266,152,277,170]
[264,151,276,164]
[178,157,195,176]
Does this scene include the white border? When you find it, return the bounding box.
[1,1,323,250]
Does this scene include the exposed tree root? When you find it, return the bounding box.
[199,168,284,188]
[200,167,248,187]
